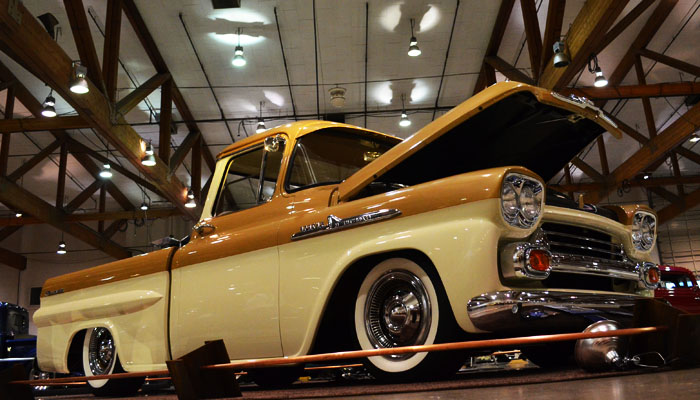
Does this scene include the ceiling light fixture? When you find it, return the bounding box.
[99,163,113,178]
[15,211,22,218]
[407,18,421,57]
[142,140,156,166]
[57,232,67,255]
[256,101,266,133]
[399,94,411,127]
[185,188,197,208]
[69,61,89,94]
[689,134,700,143]
[588,55,608,87]
[329,86,346,108]
[552,40,570,68]
[41,90,57,117]
[232,27,246,67]
[140,202,149,211]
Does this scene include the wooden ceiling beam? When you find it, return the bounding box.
[657,186,700,224]
[0,226,20,242]
[0,207,180,226]
[56,142,68,209]
[596,136,609,175]
[484,56,535,84]
[121,0,216,173]
[170,130,201,172]
[648,186,682,205]
[7,138,64,182]
[64,180,103,214]
[103,0,122,103]
[0,175,130,259]
[520,0,542,81]
[0,246,26,270]
[539,0,565,79]
[472,0,515,94]
[550,175,700,192]
[564,81,700,100]
[0,116,89,133]
[593,0,655,55]
[571,157,606,183]
[116,72,171,115]
[159,78,173,162]
[603,0,678,99]
[539,0,628,90]
[63,0,104,92]
[0,85,14,175]
[638,48,700,78]
[0,0,196,218]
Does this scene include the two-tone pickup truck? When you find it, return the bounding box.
[35,82,660,395]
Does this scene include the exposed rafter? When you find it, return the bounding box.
[473,0,515,94]
[63,0,104,92]
[520,0,542,82]
[102,0,122,103]
[0,116,88,133]
[564,81,700,100]
[116,73,171,115]
[539,0,565,79]
[638,48,700,78]
[550,175,700,193]
[0,208,180,226]
[657,187,700,224]
[0,0,196,218]
[0,246,26,270]
[484,56,535,84]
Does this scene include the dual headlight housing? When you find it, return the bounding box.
[501,173,544,229]
[632,211,656,251]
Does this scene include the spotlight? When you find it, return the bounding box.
[589,55,608,87]
[15,211,22,218]
[552,41,570,68]
[643,174,650,180]
[232,28,246,67]
[407,19,421,57]
[329,86,346,108]
[690,135,700,143]
[399,94,411,127]
[256,119,266,133]
[69,62,89,94]
[142,141,156,166]
[399,113,411,127]
[56,240,67,255]
[99,163,113,178]
[140,202,149,211]
[187,188,195,199]
[41,92,57,117]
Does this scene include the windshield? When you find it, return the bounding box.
[286,128,398,192]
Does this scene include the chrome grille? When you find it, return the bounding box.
[542,223,624,262]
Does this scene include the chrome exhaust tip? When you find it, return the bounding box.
[574,320,627,371]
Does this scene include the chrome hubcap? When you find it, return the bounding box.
[365,270,431,360]
[88,328,115,376]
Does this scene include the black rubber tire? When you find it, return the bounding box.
[249,365,304,388]
[353,257,466,382]
[82,328,144,397]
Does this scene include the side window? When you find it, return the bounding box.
[214,138,286,216]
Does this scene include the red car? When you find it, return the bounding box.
[655,265,700,314]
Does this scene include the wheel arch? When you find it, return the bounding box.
[310,248,454,355]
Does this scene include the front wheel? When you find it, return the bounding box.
[354,257,465,381]
[82,327,144,397]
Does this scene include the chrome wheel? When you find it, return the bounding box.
[364,270,431,360]
[87,328,115,376]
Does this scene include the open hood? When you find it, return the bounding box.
[337,82,622,202]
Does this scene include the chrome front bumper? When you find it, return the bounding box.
[467,290,640,332]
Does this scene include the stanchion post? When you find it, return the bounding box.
[166,339,241,399]
[0,364,34,400]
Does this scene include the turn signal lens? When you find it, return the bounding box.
[528,250,550,272]
[647,268,660,284]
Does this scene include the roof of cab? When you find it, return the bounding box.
[216,120,401,159]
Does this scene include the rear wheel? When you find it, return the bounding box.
[354,257,465,381]
[82,327,144,397]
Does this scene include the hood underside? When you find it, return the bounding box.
[379,91,604,186]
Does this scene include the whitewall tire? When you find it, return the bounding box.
[81,327,144,396]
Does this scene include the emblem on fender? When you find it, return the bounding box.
[292,208,402,240]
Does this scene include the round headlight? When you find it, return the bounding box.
[519,185,538,221]
[502,183,519,220]
[632,212,656,251]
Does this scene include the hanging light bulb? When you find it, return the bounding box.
[256,101,266,133]
[690,134,700,143]
[142,140,156,166]
[15,211,22,218]
[187,188,195,199]
[41,91,57,117]
[185,187,197,208]
[140,202,149,211]
[407,19,421,57]
[69,62,89,94]
[99,163,112,178]
[56,240,67,255]
[232,28,246,67]
[552,40,570,68]
[588,55,608,87]
[399,94,411,127]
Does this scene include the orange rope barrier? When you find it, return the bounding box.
[9,325,665,386]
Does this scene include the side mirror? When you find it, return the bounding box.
[264,135,286,152]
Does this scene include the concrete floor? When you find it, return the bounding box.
[32,366,700,400]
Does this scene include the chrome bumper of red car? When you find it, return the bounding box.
[467,290,641,332]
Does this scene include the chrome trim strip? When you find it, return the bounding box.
[291,208,402,241]
[467,290,640,331]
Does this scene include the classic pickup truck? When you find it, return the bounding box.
[656,265,700,313]
[35,82,660,394]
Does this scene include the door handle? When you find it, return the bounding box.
[194,222,215,236]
